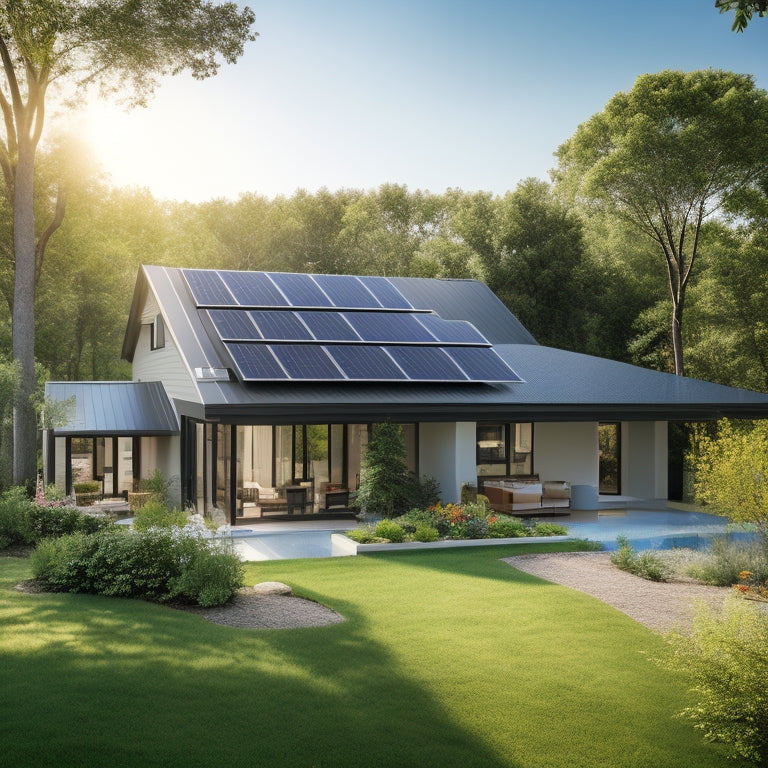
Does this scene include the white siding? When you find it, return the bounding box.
[533,422,599,486]
[624,421,668,500]
[419,422,476,504]
[132,319,201,404]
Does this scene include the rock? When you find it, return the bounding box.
[253,581,292,596]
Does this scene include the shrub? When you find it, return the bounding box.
[610,536,672,582]
[531,522,568,537]
[686,536,768,587]
[132,502,189,532]
[488,516,529,538]
[28,505,111,541]
[450,515,489,540]
[73,481,101,494]
[655,597,768,764]
[412,523,440,542]
[30,527,243,606]
[374,519,406,543]
[0,486,34,547]
[138,469,171,507]
[344,526,388,544]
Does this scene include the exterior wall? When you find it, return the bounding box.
[138,435,182,508]
[54,436,67,490]
[419,422,476,504]
[131,299,201,404]
[533,422,599,486]
[623,421,668,500]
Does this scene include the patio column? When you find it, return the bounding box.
[419,422,476,504]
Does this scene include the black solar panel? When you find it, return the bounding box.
[387,346,468,381]
[343,312,435,343]
[208,310,261,340]
[446,346,523,382]
[268,272,334,307]
[416,314,489,345]
[270,344,345,380]
[326,345,407,380]
[311,274,381,308]
[226,343,287,380]
[249,311,313,341]
[220,271,289,307]
[183,270,234,305]
[298,311,360,341]
[358,276,413,309]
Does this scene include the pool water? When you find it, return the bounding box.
[231,529,339,561]
[564,509,753,551]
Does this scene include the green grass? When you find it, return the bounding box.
[0,542,739,768]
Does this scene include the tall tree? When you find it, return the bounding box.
[555,70,768,376]
[0,0,256,485]
[716,0,768,30]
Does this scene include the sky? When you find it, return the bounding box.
[71,0,768,203]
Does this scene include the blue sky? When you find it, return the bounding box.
[77,0,768,202]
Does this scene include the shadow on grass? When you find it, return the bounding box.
[0,557,515,768]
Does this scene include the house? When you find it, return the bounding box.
[44,265,768,523]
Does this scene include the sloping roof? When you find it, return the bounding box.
[45,381,179,436]
[121,265,768,423]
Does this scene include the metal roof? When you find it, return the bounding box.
[45,381,179,436]
[121,266,768,424]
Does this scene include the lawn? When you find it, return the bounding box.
[0,542,738,768]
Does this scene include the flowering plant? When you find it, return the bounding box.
[732,570,768,602]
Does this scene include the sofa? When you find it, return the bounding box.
[478,475,571,515]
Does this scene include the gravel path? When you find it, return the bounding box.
[504,551,731,633]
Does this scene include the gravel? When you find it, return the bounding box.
[504,551,732,633]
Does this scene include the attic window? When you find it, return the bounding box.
[151,315,165,350]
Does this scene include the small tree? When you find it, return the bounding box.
[353,422,411,519]
[692,419,768,543]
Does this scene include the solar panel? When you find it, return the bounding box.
[183,270,234,305]
[219,271,289,307]
[343,312,435,343]
[207,310,261,340]
[416,314,489,345]
[387,346,468,381]
[310,274,381,308]
[326,345,407,380]
[249,311,313,341]
[298,311,360,341]
[270,344,345,380]
[357,276,412,309]
[445,346,523,382]
[225,343,288,380]
[267,272,333,307]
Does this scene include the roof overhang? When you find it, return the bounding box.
[45,381,179,436]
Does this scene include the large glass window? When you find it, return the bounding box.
[476,423,532,477]
[599,423,621,494]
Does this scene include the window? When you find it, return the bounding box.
[599,423,621,494]
[476,423,533,477]
[151,314,165,350]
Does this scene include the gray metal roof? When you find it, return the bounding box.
[45,381,179,436]
[122,266,768,423]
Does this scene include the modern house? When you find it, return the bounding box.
[44,265,768,523]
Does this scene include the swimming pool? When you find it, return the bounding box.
[564,509,753,551]
[226,509,754,561]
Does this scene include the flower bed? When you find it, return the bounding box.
[347,502,570,544]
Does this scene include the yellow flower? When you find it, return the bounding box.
[738,571,752,580]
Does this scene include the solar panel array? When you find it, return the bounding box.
[182,269,522,384]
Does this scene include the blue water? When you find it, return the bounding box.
[564,509,754,551]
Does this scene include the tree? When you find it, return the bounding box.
[692,419,768,543]
[716,0,768,30]
[0,1,256,485]
[555,70,768,376]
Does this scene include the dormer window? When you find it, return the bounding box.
[151,314,165,350]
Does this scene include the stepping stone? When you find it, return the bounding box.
[253,581,292,596]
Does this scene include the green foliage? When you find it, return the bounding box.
[692,419,768,542]
[73,481,101,494]
[686,536,768,586]
[28,505,110,540]
[138,469,171,507]
[531,522,568,537]
[31,527,243,607]
[132,501,188,532]
[373,519,406,543]
[353,422,411,518]
[610,536,673,582]
[412,523,440,543]
[657,597,768,763]
[0,486,35,547]
[488,516,529,538]
[343,526,388,544]
[716,0,768,31]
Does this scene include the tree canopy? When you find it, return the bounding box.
[0,0,256,484]
[716,0,768,31]
[554,69,768,376]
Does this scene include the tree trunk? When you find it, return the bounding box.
[12,138,38,487]
[671,296,685,377]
